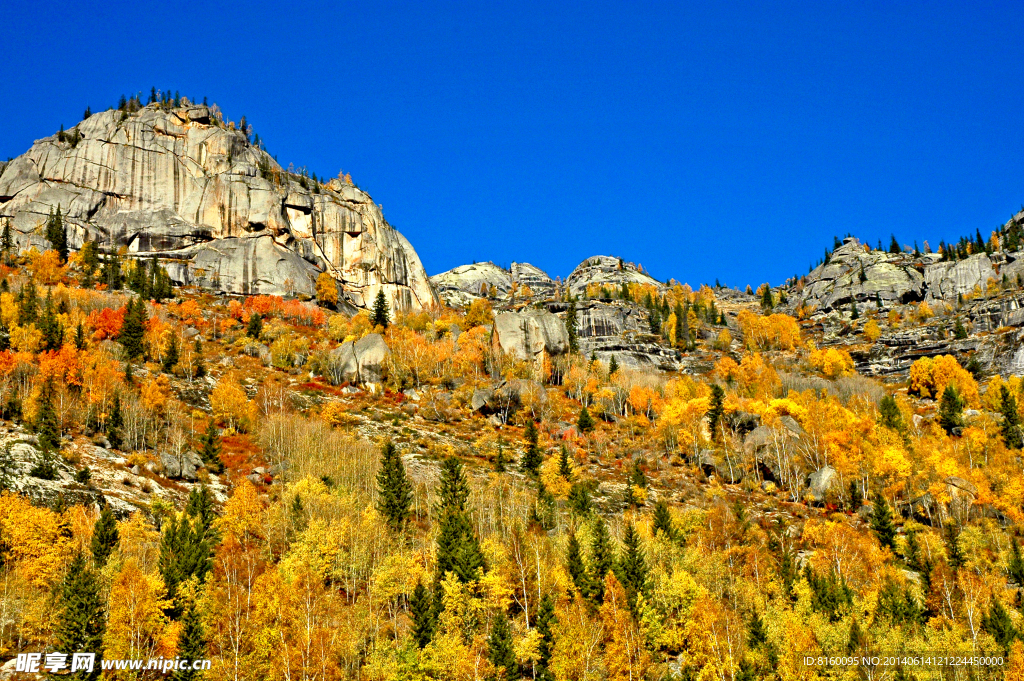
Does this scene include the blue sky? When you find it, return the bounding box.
[2,1,1022,288]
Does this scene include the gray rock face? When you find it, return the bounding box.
[430,261,556,306]
[0,103,437,310]
[806,466,838,504]
[326,332,390,385]
[552,300,679,371]
[492,309,569,371]
[565,255,660,296]
[796,236,1024,312]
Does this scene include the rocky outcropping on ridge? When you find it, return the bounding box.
[565,255,661,295]
[0,103,437,310]
[430,261,556,306]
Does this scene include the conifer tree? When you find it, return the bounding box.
[760,286,774,312]
[648,307,661,334]
[577,406,595,433]
[589,517,614,603]
[79,238,100,285]
[608,354,618,375]
[535,593,557,681]
[878,395,903,432]
[982,598,1017,655]
[618,521,650,613]
[557,444,572,480]
[707,384,725,439]
[0,219,12,264]
[944,521,966,569]
[162,333,179,373]
[31,377,60,479]
[850,300,859,320]
[46,205,69,263]
[890,234,901,254]
[53,551,106,680]
[748,611,769,648]
[487,611,516,679]
[18,279,39,325]
[199,419,224,473]
[90,506,119,566]
[434,457,484,585]
[159,513,213,617]
[520,420,543,475]
[40,291,63,351]
[410,580,434,648]
[185,485,217,538]
[102,248,122,290]
[567,483,591,516]
[1010,537,1024,586]
[371,289,391,329]
[172,603,207,680]
[565,298,579,353]
[1000,385,1023,449]
[246,312,263,339]
[566,532,591,600]
[75,321,87,350]
[533,482,556,531]
[869,493,897,549]
[938,384,965,435]
[652,499,674,540]
[376,440,413,530]
[119,297,147,360]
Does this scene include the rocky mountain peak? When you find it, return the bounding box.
[0,100,437,310]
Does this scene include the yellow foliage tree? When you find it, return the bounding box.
[315,272,338,307]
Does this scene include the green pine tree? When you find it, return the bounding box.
[159,514,212,618]
[410,580,434,648]
[618,522,650,614]
[162,333,179,373]
[982,597,1017,655]
[520,420,543,475]
[567,483,591,516]
[434,457,485,586]
[652,499,674,540]
[608,354,619,375]
[53,551,106,680]
[589,517,614,603]
[0,219,12,264]
[707,384,725,439]
[119,296,147,360]
[535,593,557,681]
[1009,537,1024,586]
[39,291,64,351]
[878,395,904,432]
[90,506,120,566]
[371,289,391,329]
[172,603,207,680]
[79,238,100,285]
[850,300,859,320]
[566,532,591,600]
[557,444,572,480]
[938,384,965,435]
[185,485,217,537]
[376,440,413,530]
[577,406,595,433]
[487,611,516,680]
[18,279,39,326]
[199,420,224,474]
[999,385,1023,449]
[565,298,579,353]
[246,312,263,339]
[869,493,897,549]
[944,521,966,569]
[890,234,901,254]
[760,286,774,312]
[31,377,60,480]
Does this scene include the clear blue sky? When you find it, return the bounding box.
[2,1,1022,288]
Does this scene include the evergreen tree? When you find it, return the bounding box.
[567,483,591,516]
[707,384,725,439]
[31,377,60,479]
[75,321,87,350]
[608,354,618,375]
[878,395,904,432]
[371,289,391,329]
[90,506,119,566]
[162,333,179,373]
[487,611,516,680]
[557,444,572,480]
[760,286,774,312]
[748,611,769,648]
[119,296,147,360]
[566,532,591,600]
[107,393,123,450]
[532,483,556,531]
[565,298,579,353]
[1009,537,1024,586]
[589,517,614,603]
[493,436,508,472]
[982,598,1018,655]
[185,485,217,538]
[618,522,650,613]
[0,443,14,491]
[52,551,106,680]
[848,480,863,510]
[198,419,224,474]
[674,301,686,349]
[246,312,263,339]
[944,521,966,569]
[535,593,557,681]
[17,279,39,325]
[39,291,63,351]
[375,440,413,530]
[999,385,1023,449]
[410,580,434,648]
[889,234,901,254]
[652,499,674,540]
[576,406,595,433]
[159,513,213,618]
[648,307,661,334]
[46,205,68,263]
[434,457,485,585]
[79,239,99,286]
[869,493,897,549]
[102,249,122,290]
[0,219,12,264]
[938,384,965,435]
[172,603,207,680]
[850,300,859,320]
[520,420,543,475]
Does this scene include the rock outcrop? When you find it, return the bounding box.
[0,103,437,310]
[566,255,661,296]
[430,261,556,306]
[548,300,679,371]
[327,333,390,385]
[796,232,1024,313]
[491,309,569,372]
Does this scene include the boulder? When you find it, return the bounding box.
[565,255,661,296]
[0,104,438,311]
[492,309,569,371]
[806,466,838,504]
[326,333,389,385]
[160,452,181,479]
[471,389,495,413]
